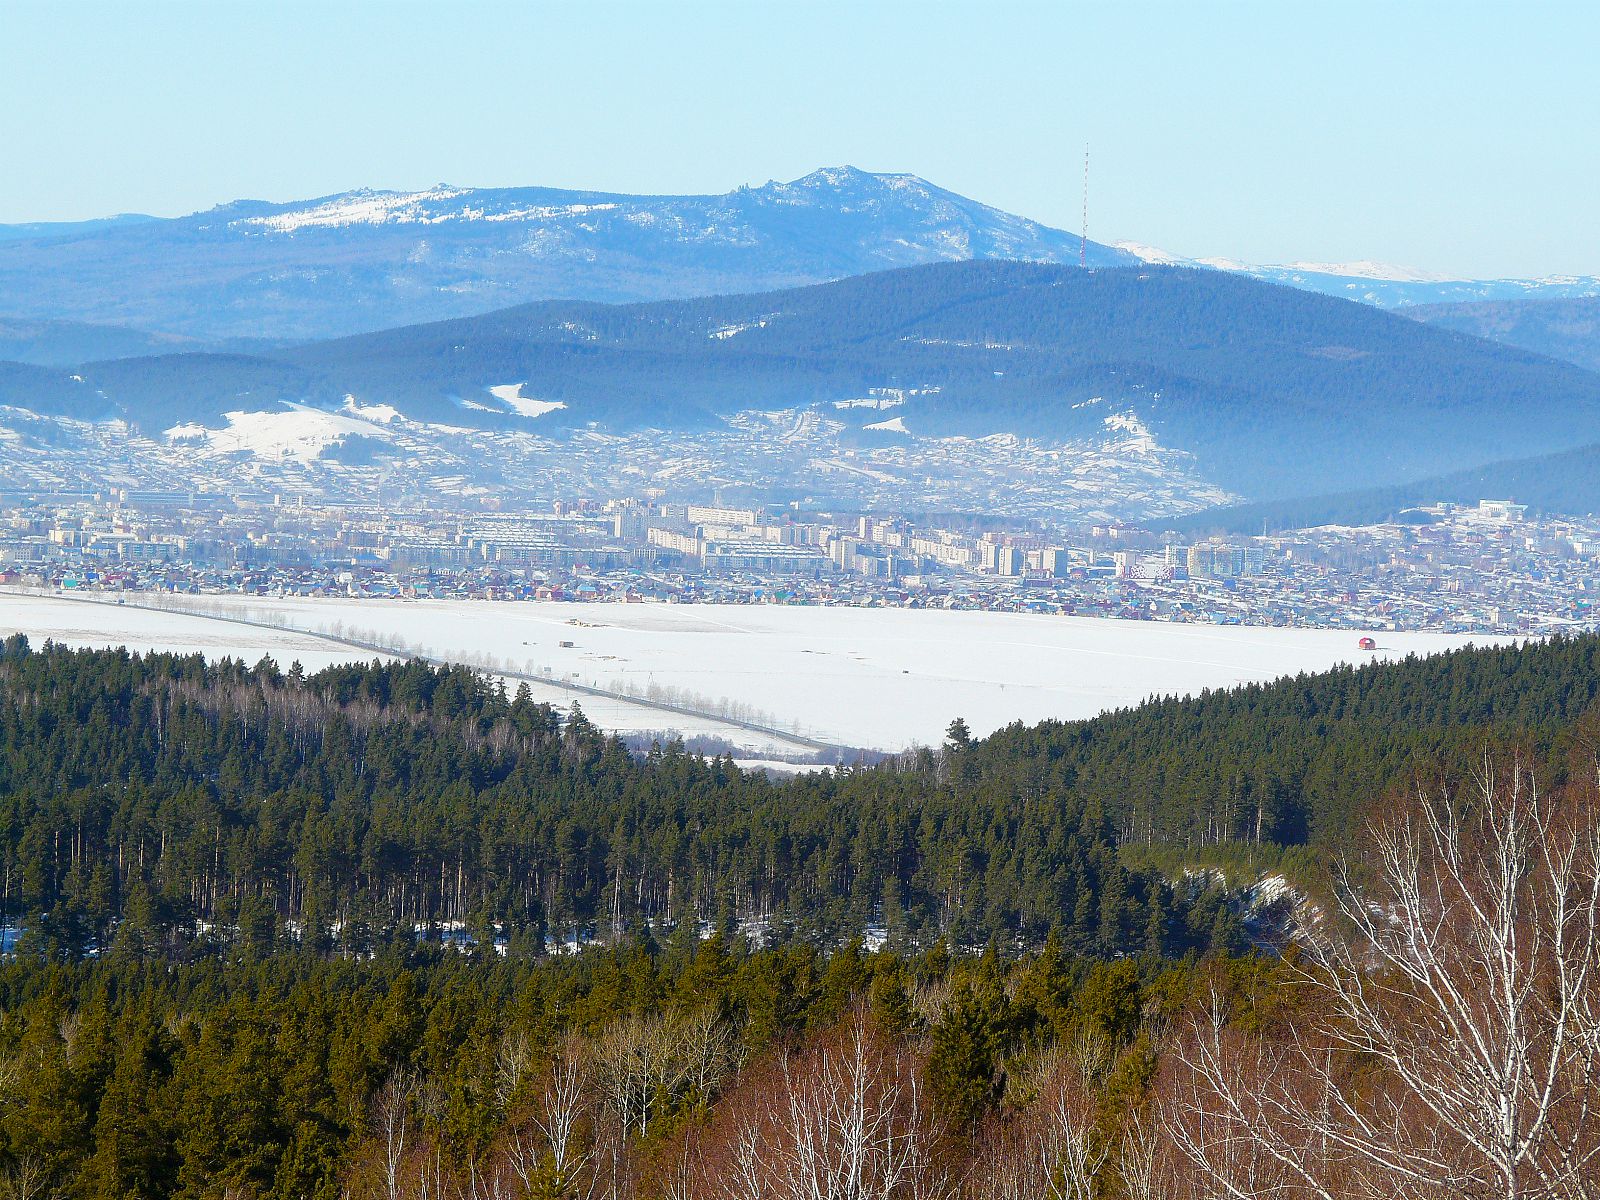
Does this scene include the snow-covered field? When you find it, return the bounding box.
[0,592,1508,754]
[0,592,812,756]
[0,591,386,673]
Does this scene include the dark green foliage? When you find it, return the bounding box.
[0,936,1255,1198]
[0,639,1229,961]
[0,634,1595,964]
[959,633,1600,849]
[927,965,1013,1127]
[0,628,1588,1195]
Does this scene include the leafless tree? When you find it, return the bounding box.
[974,1054,1107,1200]
[717,1011,947,1200]
[494,1028,535,1111]
[0,1156,47,1200]
[677,1004,740,1101]
[1169,754,1600,1200]
[1165,997,1355,1200]
[595,1011,689,1139]
[505,1033,599,1200]
[593,1006,736,1143]
[1118,1107,1180,1200]
[372,1069,416,1200]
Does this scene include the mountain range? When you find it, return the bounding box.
[0,168,1137,344]
[9,260,1600,506]
[4,166,1597,358]
[5,167,1600,522]
[1115,241,1600,312]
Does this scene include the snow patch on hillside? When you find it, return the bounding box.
[235,187,469,232]
[1103,410,1157,453]
[343,397,400,423]
[863,415,909,434]
[709,316,776,340]
[488,383,567,419]
[165,404,393,461]
[1113,241,1188,265]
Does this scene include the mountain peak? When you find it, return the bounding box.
[756,166,941,204]
[792,164,875,185]
[785,165,923,190]
[0,171,1135,341]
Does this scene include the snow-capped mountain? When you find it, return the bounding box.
[1112,240,1600,309]
[0,168,1137,342]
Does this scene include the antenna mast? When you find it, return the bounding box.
[1080,144,1089,267]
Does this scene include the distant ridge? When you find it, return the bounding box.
[1171,439,1600,534]
[1114,241,1600,310]
[0,168,1136,342]
[0,212,158,243]
[1406,296,1600,374]
[12,260,1600,503]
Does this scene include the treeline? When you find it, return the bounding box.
[0,638,1240,961]
[1,634,1597,1194]
[4,745,1594,1198]
[0,929,1286,1199]
[958,633,1600,849]
[2,635,1598,962]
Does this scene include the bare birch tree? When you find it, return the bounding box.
[717,1011,946,1200]
[1169,755,1600,1200]
[372,1069,416,1200]
[975,1054,1108,1200]
[0,1156,46,1200]
[505,1033,598,1200]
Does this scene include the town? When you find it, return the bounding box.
[1,488,1593,635]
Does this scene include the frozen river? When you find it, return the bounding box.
[0,591,1505,755]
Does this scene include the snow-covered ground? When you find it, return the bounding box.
[487,383,566,419]
[2,593,1509,754]
[0,592,820,757]
[0,591,383,672]
[165,402,394,461]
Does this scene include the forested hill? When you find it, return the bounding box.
[1172,438,1600,534]
[962,634,1600,849]
[1409,294,1600,373]
[0,638,1224,963]
[16,261,1600,501]
[0,316,236,368]
[2,633,1598,966]
[0,168,1137,342]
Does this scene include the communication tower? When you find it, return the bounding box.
[1080,145,1089,267]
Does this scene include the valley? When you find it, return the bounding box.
[4,8,1600,1195]
[0,589,1500,754]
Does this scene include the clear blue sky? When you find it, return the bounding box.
[3,0,1596,278]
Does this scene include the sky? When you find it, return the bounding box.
[2,0,1596,279]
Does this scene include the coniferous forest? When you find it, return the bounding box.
[1,633,1598,1197]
